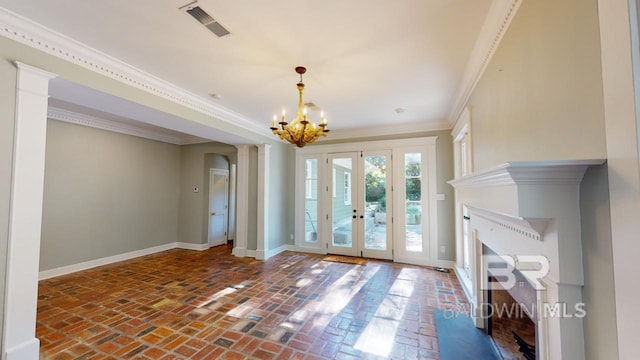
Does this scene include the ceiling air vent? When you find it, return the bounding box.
[181,2,230,38]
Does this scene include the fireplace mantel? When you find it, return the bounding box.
[449,159,604,360]
[449,160,605,218]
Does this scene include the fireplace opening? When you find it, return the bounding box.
[483,246,538,360]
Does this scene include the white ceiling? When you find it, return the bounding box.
[0,0,493,141]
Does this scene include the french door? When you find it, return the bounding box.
[327,151,393,260]
[295,137,438,266]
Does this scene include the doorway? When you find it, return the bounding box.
[295,137,439,266]
[327,151,393,259]
[208,168,229,247]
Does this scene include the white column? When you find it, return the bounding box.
[598,0,640,358]
[228,163,237,240]
[3,62,56,360]
[255,144,271,260]
[232,145,250,257]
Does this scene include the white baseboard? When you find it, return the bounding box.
[244,244,293,260]
[177,242,209,251]
[4,338,39,360]
[292,246,326,255]
[38,242,176,280]
[394,257,455,269]
[454,265,476,305]
[232,247,246,257]
[265,244,294,259]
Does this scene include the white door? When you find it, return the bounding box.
[327,152,393,259]
[360,151,393,260]
[328,152,359,256]
[208,169,229,247]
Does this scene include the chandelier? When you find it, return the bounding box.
[270,66,329,147]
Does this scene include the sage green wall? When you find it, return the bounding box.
[40,120,180,271]
[205,153,230,171]
[315,130,455,261]
[178,143,236,245]
[268,142,295,249]
[465,0,614,355]
[580,164,618,359]
[466,0,606,171]
[178,142,293,252]
[0,58,18,354]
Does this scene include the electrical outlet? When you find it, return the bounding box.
[290,234,294,240]
[440,246,446,253]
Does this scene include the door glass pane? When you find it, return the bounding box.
[332,158,353,247]
[364,155,387,250]
[304,159,318,243]
[405,153,422,252]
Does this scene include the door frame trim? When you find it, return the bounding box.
[208,168,229,247]
[294,137,440,265]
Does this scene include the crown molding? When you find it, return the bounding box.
[448,159,606,188]
[448,0,522,128]
[0,7,268,140]
[317,120,451,142]
[48,107,209,145]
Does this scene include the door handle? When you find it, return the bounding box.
[211,211,216,216]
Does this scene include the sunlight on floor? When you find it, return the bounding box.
[354,268,417,357]
[277,264,382,332]
[296,278,312,288]
[195,281,251,308]
[314,265,381,317]
[195,287,236,307]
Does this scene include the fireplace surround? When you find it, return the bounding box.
[449,160,604,360]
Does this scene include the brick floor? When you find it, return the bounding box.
[37,245,467,359]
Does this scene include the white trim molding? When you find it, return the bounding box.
[39,242,218,280]
[48,107,210,145]
[448,0,523,127]
[468,206,551,242]
[265,244,295,259]
[0,7,268,140]
[319,121,451,141]
[448,159,606,188]
[233,145,250,258]
[3,62,56,360]
[48,107,178,144]
[297,136,440,267]
[256,144,271,260]
[39,243,177,280]
[449,159,606,360]
[302,136,437,154]
[177,242,211,251]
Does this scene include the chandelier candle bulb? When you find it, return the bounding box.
[269,66,330,147]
